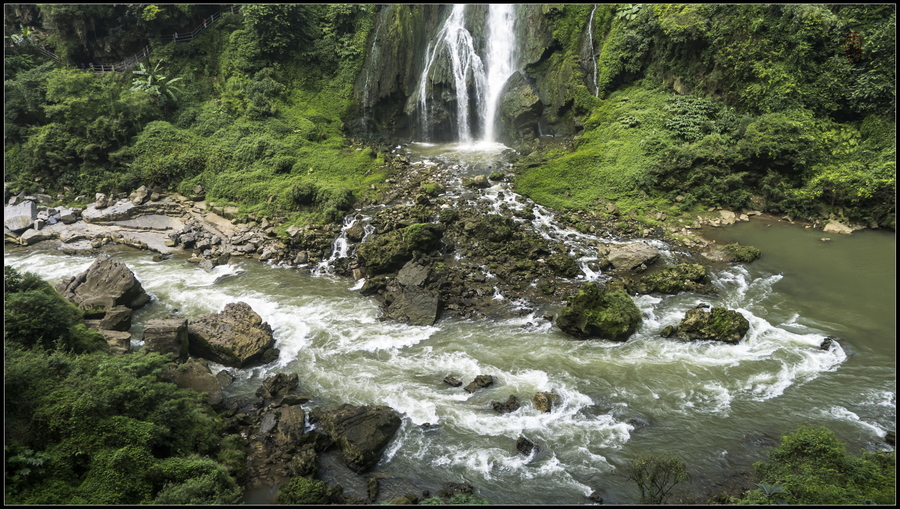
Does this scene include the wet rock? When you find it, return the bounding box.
[721,243,761,263]
[498,71,542,147]
[356,223,444,275]
[885,431,895,447]
[556,282,642,341]
[492,394,521,414]
[603,242,660,271]
[533,392,557,413]
[462,174,490,189]
[673,307,750,344]
[54,254,151,316]
[820,336,839,351]
[640,263,713,294]
[187,301,276,368]
[443,375,463,387]
[464,374,494,393]
[516,435,536,456]
[255,372,299,402]
[165,357,223,407]
[4,200,37,232]
[98,305,132,332]
[143,317,189,362]
[216,369,235,388]
[314,404,402,473]
[382,260,441,326]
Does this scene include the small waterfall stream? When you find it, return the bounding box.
[587,5,599,97]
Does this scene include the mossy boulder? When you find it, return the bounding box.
[278,477,329,504]
[556,282,642,341]
[356,223,444,275]
[674,307,750,344]
[722,243,762,263]
[547,253,581,278]
[314,404,402,473]
[640,263,713,294]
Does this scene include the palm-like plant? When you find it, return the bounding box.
[131,60,183,111]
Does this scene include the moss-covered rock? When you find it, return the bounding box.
[674,306,750,344]
[640,263,713,294]
[278,476,329,504]
[547,253,581,278]
[356,222,444,275]
[722,243,762,263]
[556,282,642,341]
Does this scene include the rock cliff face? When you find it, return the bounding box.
[351,5,589,146]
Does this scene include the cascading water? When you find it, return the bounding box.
[482,5,517,143]
[416,5,517,144]
[587,5,599,97]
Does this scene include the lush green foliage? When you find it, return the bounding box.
[420,493,491,505]
[740,426,895,505]
[623,453,691,504]
[4,266,106,353]
[521,4,895,228]
[4,344,240,504]
[278,476,329,504]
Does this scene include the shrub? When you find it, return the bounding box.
[278,476,328,504]
[623,453,691,504]
[744,426,895,505]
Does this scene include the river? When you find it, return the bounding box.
[4,147,894,504]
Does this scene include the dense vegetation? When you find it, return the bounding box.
[4,4,894,230]
[518,4,895,228]
[5,4,385,226]
[5,266,244,505]
[739,426,895,505]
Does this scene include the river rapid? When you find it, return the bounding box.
[4,143,894,504]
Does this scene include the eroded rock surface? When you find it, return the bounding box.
[188,301,276,368]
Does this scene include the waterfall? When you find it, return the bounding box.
[418,5,486,143]
[587,5,599,97]
[416,5,517,144]
[482,5,517,143]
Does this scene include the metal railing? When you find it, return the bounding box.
[25,5,241,74]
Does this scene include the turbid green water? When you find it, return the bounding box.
[5,167,894,505]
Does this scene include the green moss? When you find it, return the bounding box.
[722,243,761,263]
[277,476,328,504]
[556,282,642,341]
[641,263,710,294]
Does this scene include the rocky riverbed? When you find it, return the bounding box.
[3,150,876,503]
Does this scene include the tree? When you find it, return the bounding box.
[131,60,183,113]
[623,453,691,504]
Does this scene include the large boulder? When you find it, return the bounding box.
[187,301,275,368]
[314,404,402,473]
[255,372,300,402]
[356,223,444,275]
[556,282,642,341]
[671,306,750,344]
[165,357,224,407]
[603,242,660,271]
[498,71,542,147]
[54,254,151,316]
[142,317,189,361]
[4,200,37,232]
[382,260,441,326]
[640,263,713,294]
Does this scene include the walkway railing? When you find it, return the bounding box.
[24,5,241,74]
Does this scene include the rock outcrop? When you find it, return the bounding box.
[165,357,224,407]
[312,404,403,473]
[664,306,750,344]
[54,254,151,316]
[556,282,642,341]
[640,263,714,295]
[187,301,276,368]
[143,317,189,362]
[603,242,660,271]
